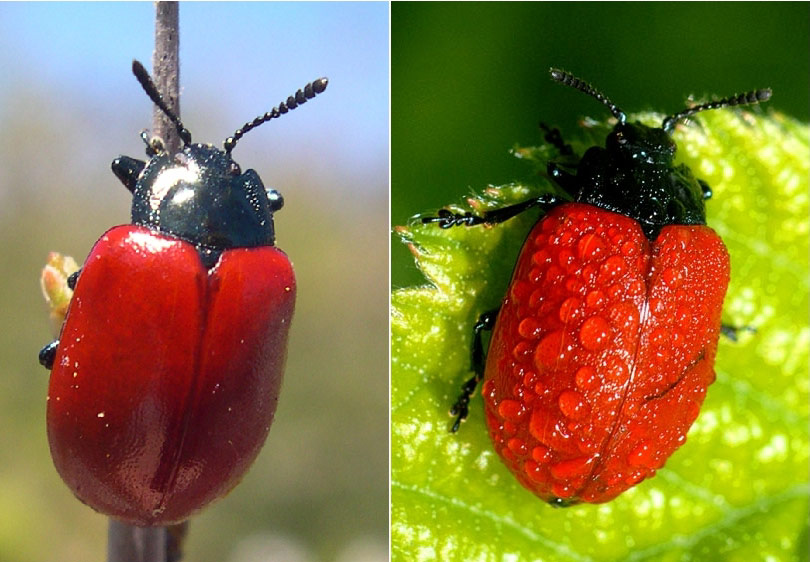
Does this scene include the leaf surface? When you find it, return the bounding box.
[392,110,810,561]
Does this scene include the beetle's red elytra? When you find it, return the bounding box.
[422,68,770,505]
[47,226,295,524]
[482,203,729,503]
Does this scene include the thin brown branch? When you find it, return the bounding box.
[106,3,183,561]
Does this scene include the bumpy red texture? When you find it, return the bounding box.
[482,203,729,504]
[46,225,295,525]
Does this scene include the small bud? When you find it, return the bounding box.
[41,252,79,337]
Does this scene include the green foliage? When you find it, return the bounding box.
[392,109,810,561]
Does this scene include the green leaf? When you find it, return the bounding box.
[392,108,810,561]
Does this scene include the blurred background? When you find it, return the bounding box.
[0,3,387,562]
[392,2,810,288]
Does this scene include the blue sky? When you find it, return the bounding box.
[0,2,388,189]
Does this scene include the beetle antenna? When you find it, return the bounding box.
[223,77,329,155]
[550,68,626,124]
[131,60,192,146]
[662,88,772,133]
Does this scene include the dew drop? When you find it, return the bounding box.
[507,438,528,456]
[620,240,639,257]
[624,470,648,486]
[558,297,583,324]
[575,366,599,391]
[497,399,525,422]
[545,265,565,285]
[557,248,575,268]
[585,290,606,310]
[502,421,517,437]
[598,255,627,283]
[609,301,640,332]
[628,279,645,296]
[528,288,545,308]
[550,456,592,480]
[501,446,517,462]
[510,280,532,302]
[481,379,496,399]
[534,330,564,369]
[579,316,611,351]
[511,340,534,361]
[551,482,576,499]
[532,445,551,463]
[661,267,684,289]
[675,305,692,327]
[518,317,543,339]
[577,233,607,261]
[558,390,590,420]
[524,460,545,482]
[581,263,598,284]
[502,421,517,436]
[531,248,550,266]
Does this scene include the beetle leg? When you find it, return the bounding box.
[450,309,499,432]
[698,179,713,200]
[547,161,580,194]
[39,340,59,370]
[111,156,146,193]
[539,123,574,156]
[720,323,756,342]
[67,269,81,290]
[422,195,558,229]
[266,189,284,213]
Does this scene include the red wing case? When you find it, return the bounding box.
[46,225,295,524]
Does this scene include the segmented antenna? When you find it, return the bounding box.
[131,60,192,146]
[662,88,772,133]
[223,77,329,155]
[550,68,627,124]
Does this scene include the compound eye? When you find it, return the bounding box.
[228,161,242,175]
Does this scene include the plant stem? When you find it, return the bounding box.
[152,1,182,156]
[106,3,186,562]
[107,521,168,562]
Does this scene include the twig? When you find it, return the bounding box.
[106,3,185,561]
[107,521,168,562]
[152,1,182,156]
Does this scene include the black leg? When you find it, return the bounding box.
[67,269,80,290]
[539,123,574,156]
[721,323,756,342]
[450,309,499,432]
[698,179,713,200]
[111,156,146,193]
[547,162,580,194]
[39,341,59,370]
[422,195,558,229]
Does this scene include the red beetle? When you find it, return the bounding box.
[39,61,327,525]
[423,69,770,505]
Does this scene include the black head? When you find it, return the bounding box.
[548,68,771,239]
[112,60,328,268]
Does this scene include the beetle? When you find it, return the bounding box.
[422,68,770,505]
[39,60,327,525]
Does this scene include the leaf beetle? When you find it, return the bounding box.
[40,60,327,525]
[423,68,770,505]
